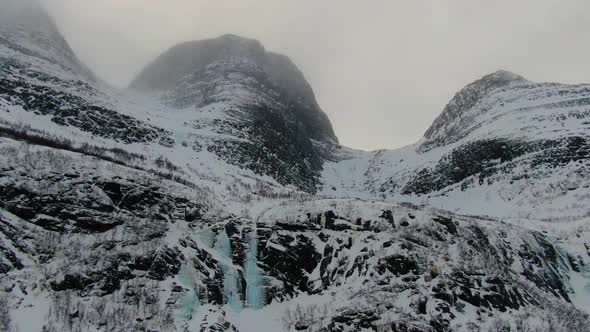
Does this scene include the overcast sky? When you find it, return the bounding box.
[42,0,590,150]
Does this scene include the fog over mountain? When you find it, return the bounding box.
[36,0,590,150]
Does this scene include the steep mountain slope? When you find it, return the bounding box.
[0,0,95,81]
[131,35,338,192]
[1,3,590,332]
[0,0,172,146]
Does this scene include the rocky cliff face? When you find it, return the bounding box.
[1,3,590,332]
[2,156,588,331]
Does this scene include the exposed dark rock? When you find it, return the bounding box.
[275,221,321,232]
[75,217,123,233]
[31,214,66,232]
[389,321,432,332]
[345,254,369,278]
[0,75,171,144]
[405,136,590,195]
[405,139,530,195]
[377,254,419,276]
[146,247,184,281]
[433,216,457,235]
[0,244,23,272]
[94,262,135,296]
[50,273,93,292]
[417,297,428,315]
[380,210,395,227]
[327,310,379,331]
[260,232,321,298]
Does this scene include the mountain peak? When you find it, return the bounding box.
[129,34,337,191]
[215,33,261,44]
[420,70,529,151]
[480,69,528,86]
[130,34,266,92]
[451,70,528,106]
[131,34,337,143]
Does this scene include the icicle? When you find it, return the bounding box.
[199,228,215,248]
[214,230,243,312]
[553,244,572,272]
[245,226,264,309]
[178,265,199,319]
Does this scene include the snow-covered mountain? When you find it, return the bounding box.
[130,34,338,193]
[1,2,589,331]
[322,70,590,221]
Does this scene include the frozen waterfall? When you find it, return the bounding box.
[214,230,243,312]
[245,228,264,309]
